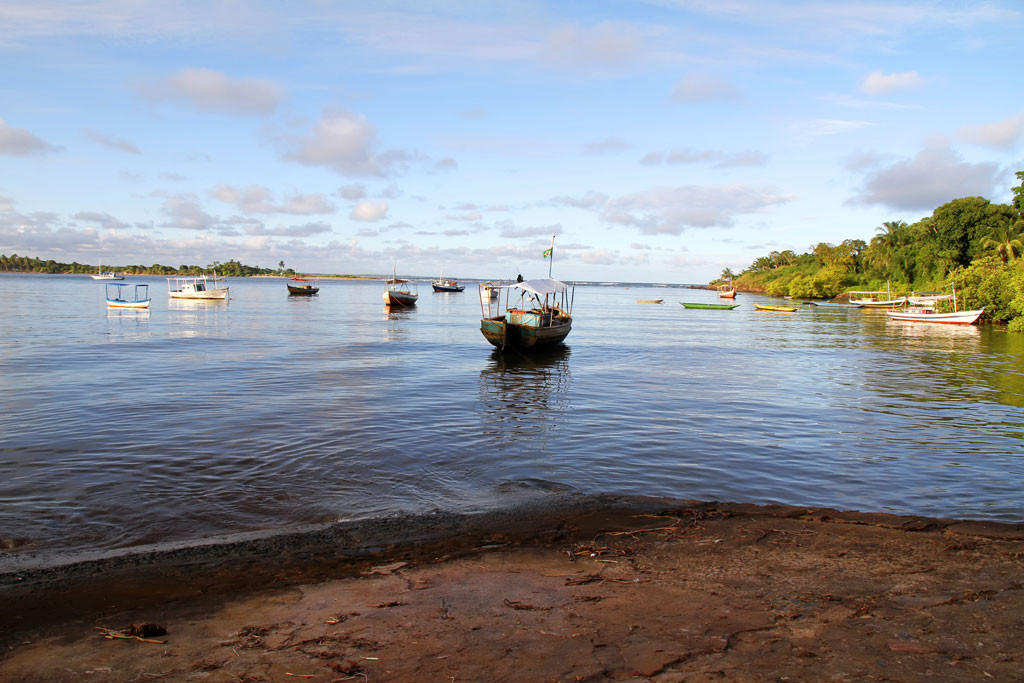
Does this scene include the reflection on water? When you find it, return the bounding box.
[478,347,572,448]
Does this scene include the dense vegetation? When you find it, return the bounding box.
[0,255,295,277]
[722,171,1024,330]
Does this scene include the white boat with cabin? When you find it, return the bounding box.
[167,272,229,300]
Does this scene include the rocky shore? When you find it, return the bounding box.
[2,495,1022,681]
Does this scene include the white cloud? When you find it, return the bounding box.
[138,68,285,116]
[210,185,335,215]
[541,22,642,73]
[281,109,409,177]
[244,221,333,238]
[601,185,794,234]
[547,191,609,210]
[350,200,388,222]
[668,75,741,103]
[655,148,768,167]
[580,248,616,265]
[802,119,875,137]
[0,195,13,212]
[958,109,1024,149]
[72,211,131,229]
[860,70,926,95]
[498,223,561,238]
[0,117,61,156]
[849,145,1002,211]
[82,129,140,154]
[160,196,218,231]
[338,184,367,200]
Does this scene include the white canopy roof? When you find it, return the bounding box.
[501,278,569,296]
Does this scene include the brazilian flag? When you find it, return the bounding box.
[543,248,553,258]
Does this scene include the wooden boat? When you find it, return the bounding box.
[383,266,418,307]
[480,282,500,305]
[479,278,574,352]
[886,307,984,325]
[681,302,738,310]
[432,277,465,292]
[105,283,150,309]
[809,301,863,308]
[90,260,124,280]
[287,277,319,296]
[717,284,737,299]
[636,299,663,304]
[167,272,229,300]
[754,304,798,312]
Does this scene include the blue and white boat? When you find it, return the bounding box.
[105,283,151,309]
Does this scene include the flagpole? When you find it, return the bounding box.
[548,234,555,278]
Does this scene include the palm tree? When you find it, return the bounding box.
[720,267,736,282]
[982,221,1024,262]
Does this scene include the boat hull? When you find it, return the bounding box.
[636,299,663,304]
[287,285,319,296]
[169,289,229,300]
[432,284,464,292]
[106,298,151,309]
[383,290,418,306]
[91,274,124,280]
[681,302,738,310]
[851,298,907,307]
[718,291,737,299]
[480,317,571,351]
[755,304,798,312]
[886,308,984,325]
[809,302,863,308]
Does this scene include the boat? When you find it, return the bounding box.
[886,285,983,325]
[383,266,418,307]
[886,307,985,325]
[431,269,465,292]
[480,282,500,305]
[809,301,863,308]
[755,304,799,312]
[680,302,738,310]
[167,272,229,300]
[90,260,124,280]
[479,278,574,352]
[906,292,954,306]
[847,282,906,307]
[637,299,664,304]
[105,283,150,309]
[287,277,320,296]
[717,284,737,299]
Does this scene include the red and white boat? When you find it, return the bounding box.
[886,307,984,325]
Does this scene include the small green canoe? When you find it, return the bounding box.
[681,302,739,310]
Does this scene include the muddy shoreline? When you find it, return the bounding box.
[3,494,1023,681]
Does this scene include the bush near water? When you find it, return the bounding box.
[718,170,1024,330]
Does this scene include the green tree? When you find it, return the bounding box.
[981,221,1024,262]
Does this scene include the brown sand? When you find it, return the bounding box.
[2,497,1023,681]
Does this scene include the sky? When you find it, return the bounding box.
[1,0,1023,283]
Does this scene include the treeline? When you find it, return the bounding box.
[0,255,292,277]
[724,171,1024,331]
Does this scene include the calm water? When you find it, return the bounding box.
[2,273,1023,558]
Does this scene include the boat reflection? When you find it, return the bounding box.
[477,346,572,446]
[168,298,228,311]
[382,304,414,341]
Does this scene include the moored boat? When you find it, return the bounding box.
[681,302,738,310]
[717,284,737,299]
[105,283,150,309]
[755,304,798,312]
[637,299,664,304]
[886,307,985,325]
[848,282,906,307]
[479,278,574,352]
[431,272,465,292]
[287,277,320,296]
[168,272,229,300]
[809,301,863,308]
[90,260,124,280]
[383,267,418,307]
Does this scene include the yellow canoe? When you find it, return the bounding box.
[755,304,799,312]
[636,299,664,304]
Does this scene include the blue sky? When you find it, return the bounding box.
[1,1,1022,283]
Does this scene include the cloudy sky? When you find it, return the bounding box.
[1,1,1022,282]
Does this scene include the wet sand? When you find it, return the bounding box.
[2,495,1023,681]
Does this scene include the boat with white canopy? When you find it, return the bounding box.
[479,277,574,352]
[167,272,229,300]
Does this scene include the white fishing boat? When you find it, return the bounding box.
[105,283,150,309]
[90,260,124,280]
[886,284,983,325]
[848,281,906,307]
[167,272,229,300]
[906,292,954,306]
[480,282,500,304]
[382,265,418,307]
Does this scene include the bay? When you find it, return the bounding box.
[1,272,1023,557]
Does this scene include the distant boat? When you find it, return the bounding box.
[479,282,500,305]
[105,283,150,309]
[755,304,798,312]
[383,265,418,307]
[480,278,574,352]
[90,260,124,280]
[680,302,738,310]
[717,284,737,299]
[848,282,906,307]
[431,274,465,292]
[637,299,663,304]
[287,277,320,296]
[168,272,229,300]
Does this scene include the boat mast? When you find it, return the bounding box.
[548,234,555,278]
